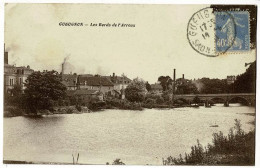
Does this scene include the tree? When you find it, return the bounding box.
[24,70,67,113]
[4,84,25,108]
[145,82,152,92]
[231,61,256,93]
[158,76,173,91]
[195,78,228,94]
[176,82,199,94]
[125,77,147,102]
[10,84,23,96]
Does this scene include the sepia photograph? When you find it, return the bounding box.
[2,3,257,166]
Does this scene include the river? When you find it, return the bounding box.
[3,104,255,165]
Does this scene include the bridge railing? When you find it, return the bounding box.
[175,93,255,97]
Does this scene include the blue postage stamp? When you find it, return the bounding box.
[215,11,250,53]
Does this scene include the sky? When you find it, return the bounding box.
[4,3,256,83]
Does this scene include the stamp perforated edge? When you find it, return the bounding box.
[215,10,251,55]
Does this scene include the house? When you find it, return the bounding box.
[77,75,114,94]
[61,74,78,90]
[106,73,132,91]
[106,89,121,99]
[4,45,34,93]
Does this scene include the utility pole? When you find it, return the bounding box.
[172,69,176,103]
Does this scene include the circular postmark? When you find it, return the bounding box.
[187,7,236,57]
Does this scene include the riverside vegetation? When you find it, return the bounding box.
[4,61,256,117]
[162,119,255,165]
[3,74,194,117]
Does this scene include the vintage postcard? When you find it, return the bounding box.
[3,3,257,166]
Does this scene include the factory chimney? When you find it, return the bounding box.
[173,69,176,100]
[61,63,65,75]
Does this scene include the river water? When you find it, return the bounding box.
[4,104,255,165]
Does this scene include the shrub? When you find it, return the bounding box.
[75,104,82,112]
[156,96,164,104]
[162,91,172,102]
[145,98,156,105]
[145,93,160,100]
[112,159,125,165]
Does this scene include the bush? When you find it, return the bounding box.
[75,104,82,112]
[125,78,147,102]
[105,98,143,110]
[156,96,164,104]
[145,93,160,100]
[88,101,106,111]
[145,98,156,105]
[4,106,25,117]
[112,159,125,165]
[162,91,172,102]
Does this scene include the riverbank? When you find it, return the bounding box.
[3,99,252,118]
[4,105,90,118]
[163,119,255,166]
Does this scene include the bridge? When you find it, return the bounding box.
[174,93,255,106]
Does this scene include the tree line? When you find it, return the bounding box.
[153,61,256,94]
[4,61,255,114]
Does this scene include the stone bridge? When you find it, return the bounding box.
[174,93,255,106]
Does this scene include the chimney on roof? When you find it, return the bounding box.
[113,73,115,78]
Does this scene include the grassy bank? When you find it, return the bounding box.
[4,105,90,118]
[163,119,255,165]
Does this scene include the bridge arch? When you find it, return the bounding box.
[228,96,250,105]
[174,98,190,104]
[209,97,226,103]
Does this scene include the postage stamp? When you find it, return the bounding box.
[215,11,250,53]
[187,8,250,57]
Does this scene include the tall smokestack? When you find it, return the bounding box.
[62,63,64,75]
[182,74,184,79]
[173,69,176,95]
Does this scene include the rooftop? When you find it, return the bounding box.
[79,76,114,86]
[66,89,102,96]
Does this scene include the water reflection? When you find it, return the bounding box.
[4,104,255,165]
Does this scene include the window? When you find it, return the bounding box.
[10,79,14,86]
[20,78,22,85]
